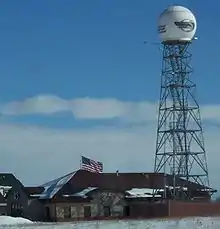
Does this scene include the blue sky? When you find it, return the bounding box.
[0,0,219,105]
[0,0,219,189]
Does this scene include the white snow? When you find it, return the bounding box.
[0,215,33,225]
[1,217,220,228]
[0,185,12,197]
[165,185,188,191]
[63,187,98,198]
[125,188,162,198]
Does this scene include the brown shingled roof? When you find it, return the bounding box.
[24,186,45,195]
[56,169,209,197]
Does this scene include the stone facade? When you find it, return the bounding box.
[49,190,127,221]
[48,203,91,221]
[90,191,126,217]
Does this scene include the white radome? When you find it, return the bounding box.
[158,5,197,43]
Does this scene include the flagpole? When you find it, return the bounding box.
[80,154,82,170]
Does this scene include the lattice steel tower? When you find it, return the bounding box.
[154,5,210,199]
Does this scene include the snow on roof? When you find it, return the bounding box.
[126,194,161,198]
[198,188,213,192]
[0,186,12,197]
[63,187,98,198]
[125,188,162,198]
[39,172,76,199]
[30,194,42,198]
[165,185,188,191]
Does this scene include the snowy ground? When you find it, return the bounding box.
[1,216,220,229]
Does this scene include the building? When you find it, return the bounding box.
[0,173,23,217]
[36,169,213,222]
[0,173,45,221]
[0,193,7,215]
[0,170,216,221]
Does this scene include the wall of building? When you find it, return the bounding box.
[0,205,7,215]
[90,191,126,218]
[53,202,92,222]
[128,201,169,218]
[47,199,220,221]
[49,191,127,222]
[24,199,46,221]
[43,203,56,221]
[6,187,29,217]
[6,187,45,221]
[168,200,220,217]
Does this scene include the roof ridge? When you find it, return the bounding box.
[41,170,77,187]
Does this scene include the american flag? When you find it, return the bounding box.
[81,156,103,173]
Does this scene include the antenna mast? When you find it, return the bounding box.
[154,5,210,200]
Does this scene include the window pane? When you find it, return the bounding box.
[63,207,71,218]
[84,206,91,218]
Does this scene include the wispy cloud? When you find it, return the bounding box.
[0,95,157,122]
[0,94,220,124]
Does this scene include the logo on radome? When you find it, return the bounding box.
[174,19,195,32]
[158,25,166,34]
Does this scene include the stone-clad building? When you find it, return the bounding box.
[0,170,215,221]
[36,169,212,221]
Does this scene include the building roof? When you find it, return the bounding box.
[40,172,76,199]
[39,169,211,200]
[24,187,45,195]
[0,173,23,187]
[22,186,45,199]
[0,173,24,198]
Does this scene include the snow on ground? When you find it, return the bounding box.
[1,216,220,228]
[0,215,33,226]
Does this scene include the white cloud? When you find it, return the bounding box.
[0,95,69,116]
[0,95,219,193]
[0,94,220,124]
[0,95,158,122]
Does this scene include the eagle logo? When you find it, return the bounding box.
[174,19,195,32]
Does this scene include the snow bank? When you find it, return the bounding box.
[67,217,220,229]
[0,216,219,228]
[125,217,220,229]
[0,215,33,225]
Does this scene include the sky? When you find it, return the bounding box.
[0,0,220,192]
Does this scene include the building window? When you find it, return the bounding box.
[71,206,77,218]
[123,206,130,217]
[103,206,111,217]
[13,192,20,200]
[11,203,22,209]
[84,206,91,218]
[56,206,64,219]
[63,206,71,219]
[11,203,23,217]
[45,207,50,220]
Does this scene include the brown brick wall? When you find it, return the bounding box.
[129,202,169,218]
[169,201,220,217]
